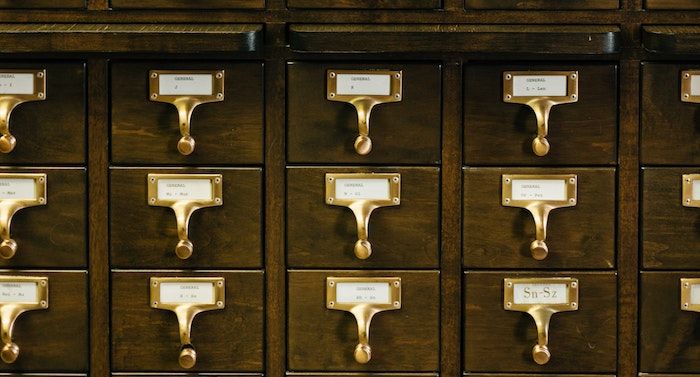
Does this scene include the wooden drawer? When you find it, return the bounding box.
[464,64,618,165]
[287,62,441,164]
[288,0,439,8]
[288,270,439,372]
[0,62,85,165]
[289,374,437,377]
[287,167,439,268]
[464,271,617,373]
[645,0,700,9]
[0,271,88,372]
[463,167,616,269]
[0,0,84,8]
[641,63,700,165]
[466,0,617,8]
[111,271,264,372]
[111,61,263,165]
[110,0,263,8]
[110,168,262,268]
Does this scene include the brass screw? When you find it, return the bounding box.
[394,93,401,99]
[393,281,400,287]
[151,93,158,100]
[215,198,221,204]
[687,198,692,204]
[505,94,512,100]
[571,73,577,80]
[569,178,576,184]
[571,94,577,100]
[150,177,156,183]
[571,282,577,288]
[392,177,399,183]
[215,178,221,183]
[686,282,691,288]
[217,93,223,99]
[685,93,691,99]
[505,74,512,80]
[328,281,335,287]
[217,281,223,287]
[37,72,44,78]
[327,197,334,203]
[40,300,47,307]
[150,198,156,204]
[216,72,223,79]
[506,282,512,287]
[38,92,44,99]
[39,177,45,183]
[217,301,223,307]
[328,177,334,182]
[569,198,576,204]
[685,73,691,79]
[504,198,511,204]
[151,72,158,79]
[685,303,690,309]
[571,302,578,308]
[329,93,336,98]
[505,178,511,184]
[395,73,401,79]
[393,197,400,204]
[152,281,158,287]
[153,301,158,307]
[506,302,512,308]
[38,197,45,203]
[328,301,335,307]
[393,301,400,307]
[329,72,336,78]
[40,280,46,286]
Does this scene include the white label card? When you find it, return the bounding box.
[511,179,567,201]
[160,282,215,304]
[513,283,569,305]
[336,74,391,96]
[692,180,700,201]
[157,179,213,201]
[0,282,38,303]
[158,74,214,96]
[0,178,37,200]
[512,75,567,97]
[336,282,391,304]
[335,179,390,200]
[691,284,700,305]
[692,75,700,97]
[0,73,34,95]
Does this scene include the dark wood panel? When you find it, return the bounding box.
[0,0,84,8]
[110,0,263,9]
[110,168,262,268]
[111,61,263,165]
[466,0,618,9]
[288,270,440,372]
[464,64,618,165]
[111,271,264,372]
[464,271,617,373]
[287,167,439,269]
[289,374,437,377]
[289,25,621,55]
[287,62,441,164]
[466,375,615,377]
[643,26,700,55]
[0,271,88,373]
[463,167,616,269]
[288,0,439,9]
[0,168,86,268]
[645,0,700,8]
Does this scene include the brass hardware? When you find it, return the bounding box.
[147,174,223,259]
[681,278,700,312]
[327,70,402,155]
[682,174,700,207]
[325,173,401,259]
[0,70,46,154]
[149,70,225,156]
[504,277,578,365]
[0,276,48,364]
[0,174,47,259]
[150,277,225,369]
[503,71,579,156]
[502,174,577,261]
[681,70,700,103]
[326,277,401,364]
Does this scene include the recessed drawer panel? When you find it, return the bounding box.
[0,1,84,9]
[288,0,439,8]
[110,0,263,8]
[645,0,700,9]
[465,0,618,8]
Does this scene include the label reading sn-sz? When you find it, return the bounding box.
[336,282,391,304]
[513,75,567,97]
[160,282,215,304]
[335,178,390,200]
[158,74,213,96]
[336,74,391,96]
[0,178,37,200]
[511,179,567,201]
[157,179,212,201]
[513,283,568,305]
[0,73,34,95]
[0,282,37,303]
[692,75,700,97]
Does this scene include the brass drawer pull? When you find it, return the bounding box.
[0,276,48,364]
[0,70,46,154]
[0,174,47,259]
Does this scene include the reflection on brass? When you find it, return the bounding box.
[681,70,700,103]
[0,276,48,364]
[150,277,225,369]
[0,70,46,154]
[327,70,402,155]
[504,277,578,365]
[681,278,700,312]
[503,71,578,156]
[502,174,577,261]
[0,174,47,259]
[325,173,400,259]
[326,277,401,364]
[147,174,223,260]
[149,70,224,156]
[682,174,700,207]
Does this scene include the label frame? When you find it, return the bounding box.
[504,277,579,312]
[681,70,700,103]
[150,277,225,310]
[503,70,579,103]
[325,173,401,207]
[0,69,46,99]
[0,173,47,205]
[327,69,402,103]
[149,69,224,103]
[0,276,48,307]
[147,173,223,207]
[326,276,401,311]
[502,174,577,208]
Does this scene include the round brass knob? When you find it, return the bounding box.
[354,343,372,364]
[175,240,194,260]
[354,239,372,260]
[177,136,195,156]
[532,137,550,157]
[530,240,549,261]
[1,342,19,364]
[0,239,18,260]
[532,344,551,365]
[178,346,197,369]
[354,135,372,156]
[0,134,16,154]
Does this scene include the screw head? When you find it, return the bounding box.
[504,198,511,204]
[393,281,400,287]
[152,281,158,286]
[40,300,47,307]
[505,178,511,184]
[215,178,221,183]
[505,94,512,100]
[569,178,576,184]
[393,301,400,307]
[217,301,224,307]
[571,94,577,100]
[571,302,578,308]
[328,301,335,307]
[151,72,158,79]
[393,197,400,204]
[39,177,45,183]
[571,282,577,288]
[328,177,334,182]
[38,197,45,203]
[217,93,224,99]
[329,72,336,78]
[394,93,401,99]
[506,302,512,308]
[151,93,158,100]
[329,93,336,98]
[686,73,691,79]
[38,92,44,99]
[571,73,577,79]
[40,280,46,286]
[328,281,335,287]
[395,73,401,79]
[685,93,691,99]
[216,72,223,79]
[505,74,512,80]
[217,281,223,287]
[569,198,576,204]
[215,198,221,204]
[392,177,399,183]
[153,301,158,307]
[37,72,44,78]
[150,197,156,204]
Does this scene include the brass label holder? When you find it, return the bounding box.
[326,276,401,364]
[150,277,225,369]
[327,69,402,155]
[149,70,225,156]
[502,174,577,261]
[325,173,401,260]
[682,174,700,207]
[504,277,578,365]
[681,70,700,103]
[147,173,223,260]
[503,71,578,157]
[0,173,47,259]
[0,70,46,154]
[0,276,48,364]
[681,278,700,312]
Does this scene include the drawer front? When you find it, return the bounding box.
[0,271,88,372]
[464,271,617,373]
[288,0,439,8]
[645,0,700,9]
[287,62,442,164]
[0,62,85,165]
[111,61,264,165]
[110,0,263,8]
[463,167,616,269]
[0,168,86,268]
[464,64,618,165]
[287,167,439,268]
[289,375,438,377]
[111,271,264,372]
[110,168,262,268]
[465,0,618,8]
[0,1,84,9]
[641,63,700,164]
[288,270,440,371]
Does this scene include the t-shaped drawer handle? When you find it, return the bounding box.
[0,174,47,259]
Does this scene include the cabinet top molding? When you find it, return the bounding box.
[643,26,700,55]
